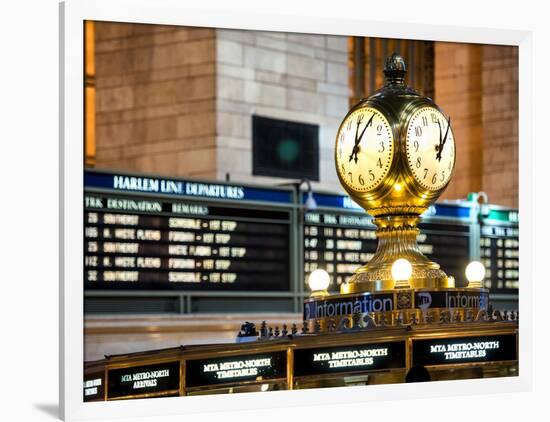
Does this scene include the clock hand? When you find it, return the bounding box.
[349,113,375,163]
[435,119,443,161]
[348,116,362,162]
[357,113,375,145]
[437,116,451,162]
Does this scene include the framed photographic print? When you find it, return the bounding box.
[60,0,533,420]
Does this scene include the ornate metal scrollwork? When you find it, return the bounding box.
[362,313,377,329]
[313,319,321,333]
[396,311,405,326]
[338,317,352,332]
[475,309,488,322]
[439,310,451,324]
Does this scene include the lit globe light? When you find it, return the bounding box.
[447,275,456,288]
[391,258,412,289]
[465,261,486,288]
[308,269,330,296]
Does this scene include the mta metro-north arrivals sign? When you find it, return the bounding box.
[107,361,181,399]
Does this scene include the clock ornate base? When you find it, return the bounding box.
[341,215,453,293]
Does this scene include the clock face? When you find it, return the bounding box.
[335,107,394,193]
[405,107,455,191]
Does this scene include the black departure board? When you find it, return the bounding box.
[304,211,376,290]
[480,208,519,292]
[304,209,471,290]
[84,171,519,303]
[84,193,291,291]
[418,222,471,288]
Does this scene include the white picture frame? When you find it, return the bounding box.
[60,0,533,420]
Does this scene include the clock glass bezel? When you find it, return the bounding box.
[404,105,456,193]
[335,106,395,195]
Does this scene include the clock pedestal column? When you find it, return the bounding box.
[340,214,452,294]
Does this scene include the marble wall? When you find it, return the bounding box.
[435,42,518,208]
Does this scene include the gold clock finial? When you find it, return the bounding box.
[383,52,407,85]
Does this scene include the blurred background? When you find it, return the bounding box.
[83,21,518,361]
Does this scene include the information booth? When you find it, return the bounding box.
[84,314,518,401]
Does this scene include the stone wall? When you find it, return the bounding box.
[434,42,483,203]
[214,29,350,191]
[481,45,519,208]
[93,22,217,179]
[434,42,518,208]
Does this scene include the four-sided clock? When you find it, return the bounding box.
[334,53,457,293]
[335,54,456,217]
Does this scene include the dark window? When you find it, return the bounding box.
[252,115,319,181]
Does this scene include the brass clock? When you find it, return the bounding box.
[335,53,456,294]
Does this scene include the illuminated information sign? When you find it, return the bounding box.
[107,361,180,399]
[185,351,287,387]
[412,334,517,366]
[84,175,291,291]
[294,341,406,376]
[303,289,490,322]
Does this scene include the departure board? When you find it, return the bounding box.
[480,208,519,292]
[418,221,471,288]
[84,171,519,304]
[303,211,376,290]
[84,192,291,291]
[303,197,472,290]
